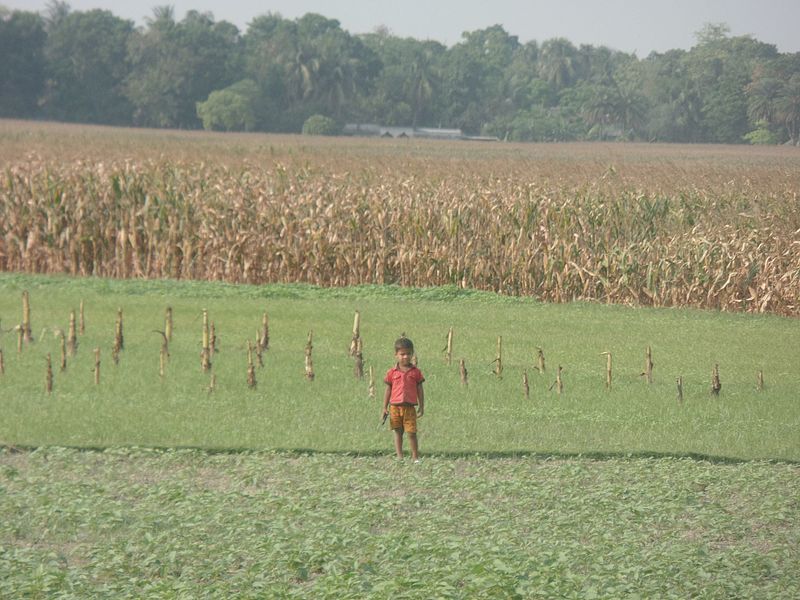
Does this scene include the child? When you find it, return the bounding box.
[382,337,425,462]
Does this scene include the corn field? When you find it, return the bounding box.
[1,122,799,315]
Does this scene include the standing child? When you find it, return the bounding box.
[382,337,425,462]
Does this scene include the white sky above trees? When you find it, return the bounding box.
[4,0,799,55]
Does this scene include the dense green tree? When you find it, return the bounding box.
[538,38,578,90]
[503,41,550,110]
[484,104,580,142]
[746,54,800,143]
[775,73,800,144]
[301,113,340,135]
[642,49,705,142]
[439,25,519,133]
[360,32,445,127]
[242,13,378,130]
[281,17,325,104]
[124,8,187,128]
[125,8,241,128]
[42,9,134,124]
[701,72,749,143]
[0,11,46,117]
[581,84,620,138]
[242,13,295,123]
[685,24,778,142]
[576,44,622,85]
[746,71,781,124]
[196,79,259,131]
[578,60,647,140]
[2,6,796,143]
[406,43,438,127]
[179,11,242,120]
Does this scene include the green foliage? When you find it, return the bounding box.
[301,113,340,135]
[485,105,580,141]
[1,273,798,595]
[41,9,134,125]
[1,274,798,461]
[437,26,520,133]
[775,73,800,144]
[197,79,260,131]
[684,28,778,144]
[538,37,578,90]
[1,8,800,143]
[243,12,379,124]
[1,448,798,597]
[125,9,242,128]
[744,122,779,144]
[360,34,446,127]
[0,11,46,118]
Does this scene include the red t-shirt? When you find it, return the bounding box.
[384,365,425,405]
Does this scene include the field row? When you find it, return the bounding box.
[2,150,799,315]
[1,282,787,398]
[2,275,797,460]
[0,295,775,403]
[2,448,798,598]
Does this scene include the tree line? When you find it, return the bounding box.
[1,3,799,143]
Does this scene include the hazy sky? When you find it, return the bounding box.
[5,0,799,56]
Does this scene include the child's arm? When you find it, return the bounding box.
[382,382,391,417]
[416,382,424,417]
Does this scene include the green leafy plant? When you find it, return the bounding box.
[301,113,340,135]
[1,448,798,598]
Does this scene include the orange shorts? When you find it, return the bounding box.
[389,404,417,433]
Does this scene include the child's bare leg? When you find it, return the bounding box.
[393,429,404,459]
[408,433,419,461]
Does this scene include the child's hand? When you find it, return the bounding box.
[416,406,424,418]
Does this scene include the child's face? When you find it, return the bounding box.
[395,347,413,367]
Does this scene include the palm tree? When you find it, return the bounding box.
[147,5,175,29]
[407,46,437,128]
[775,74,800,144]
[583,81,646,139]
[582,85,617,137]
[746,75,781,124]
[284,46,320,103]
[615,84,647,137]
[538,38,577,90]
[317,56,357,118]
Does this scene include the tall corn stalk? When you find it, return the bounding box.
[2,148,798,316]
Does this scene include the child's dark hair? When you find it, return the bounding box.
[394,337,414,352]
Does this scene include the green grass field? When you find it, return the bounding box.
[1,273,798,460]
[2,273,799,598]
[2,448,798,599]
